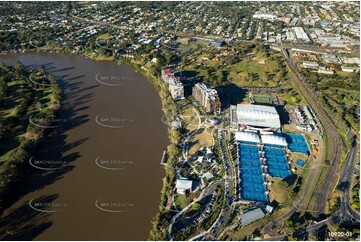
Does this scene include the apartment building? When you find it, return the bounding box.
[192,83,221,114]
[161,68,184,100]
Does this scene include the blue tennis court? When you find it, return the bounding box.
[264,146,291,179]
[296,159,305,167]
[264,143,286,148]
[265,155,287,163]
[239,144,259,153]
[241,173,265,182]
[263,147,285,156]
[239,164,262,174]
[241,190,268,202]
[238,143,268,202]
[239,159,262,167]
[284,133,310,154]
[267,168,291,178]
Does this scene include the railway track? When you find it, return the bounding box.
[283,47,343,214]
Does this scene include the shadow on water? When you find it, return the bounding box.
[51,67,75,73]
[0,62,95,239]
[0,194,58,241]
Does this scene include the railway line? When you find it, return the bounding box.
[282,47,343,214]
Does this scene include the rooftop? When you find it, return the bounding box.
[239,208,265,226]
[236,104,281,129]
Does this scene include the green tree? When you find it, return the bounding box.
[192,202,201,211]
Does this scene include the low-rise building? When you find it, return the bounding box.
[192,83,221,114]
[341,65,360,72]
[239,208,265,226]
[303,61,319,69]
[318,67,334,75]
[175,178,193,195]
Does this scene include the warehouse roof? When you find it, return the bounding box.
[261,134,288,146]
[235,131,260,143]
[239,208,265,226]
[236,104,281,129]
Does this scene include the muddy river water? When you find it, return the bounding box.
[0,52,169,240]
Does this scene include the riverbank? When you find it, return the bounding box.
[0,64,62,212]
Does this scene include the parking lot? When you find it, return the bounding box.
[173,187,221,231]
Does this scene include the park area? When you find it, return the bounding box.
[179,46,286,89]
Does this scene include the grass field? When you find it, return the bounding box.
[269,178,290,204]
[253,94,271,104]
[97,33,110,39]
[180,49,282,88]
[227,59,280,88]
[228,59,279,74]
[174,193,196,210]
[188,129,213,156]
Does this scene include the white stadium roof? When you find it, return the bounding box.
[261,134,287,147]
[235,131,259,143]
[236,104,281,129]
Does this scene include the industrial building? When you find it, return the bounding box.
[235,104,281,130]
[341,65,360,72]
[317,36,354,48]
[192,83,221,114]
[322,54,340,63]
[161,68,184,100]
[302,61,319,69]
[252,13,277,21]
[292,27,311,43]
[318,67,334,75]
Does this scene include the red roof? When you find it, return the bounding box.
[163,68,173,76]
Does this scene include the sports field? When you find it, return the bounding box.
[253,94,271,104]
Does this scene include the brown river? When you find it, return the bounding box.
[0,52,169,240]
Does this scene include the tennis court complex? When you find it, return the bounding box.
[236,131,310,202]
[284,133,310,154]
[238,143,268,202]
[264,147,291,178]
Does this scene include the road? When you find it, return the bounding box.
[337,137,360,223]
[213,130,235,235]
[262,218,332,241]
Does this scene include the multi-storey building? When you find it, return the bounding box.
[161,68,184,100]
[192,83,221,114]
